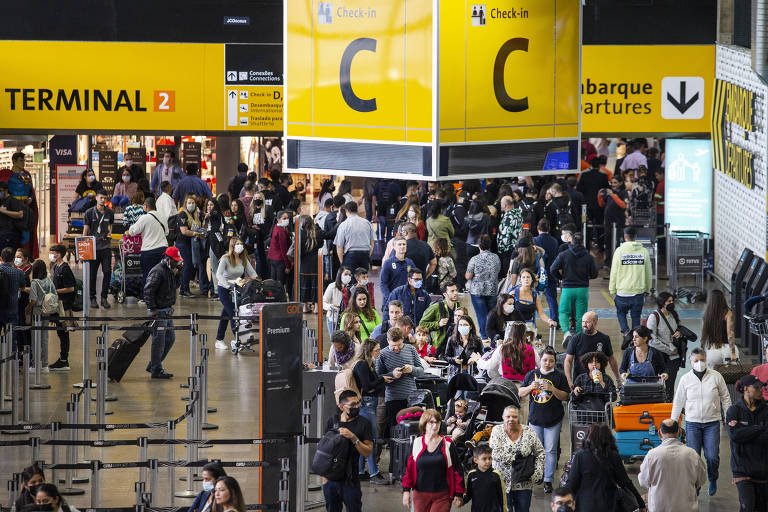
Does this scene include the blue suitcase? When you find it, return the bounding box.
[614,430,661,463]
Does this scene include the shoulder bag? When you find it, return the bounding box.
[509,432,537,484]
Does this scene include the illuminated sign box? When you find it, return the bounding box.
[285,0,581,180]
[665,138,713,234]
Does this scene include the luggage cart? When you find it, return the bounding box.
[628,200,656,229]
[745,313,768,364]
[668,230,707,301]
[112,238,143,303]
[567,392,614,456]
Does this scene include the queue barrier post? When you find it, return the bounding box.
[307,382,325,493]
[200,343,217,430]
[50,422,61,488]
[611,222,618,258]
[0,328,11,415]
[182,314,199,393]
[76,267,91,390]
[581,204,588,244]
[135,481,146,508]
[195,366,204,440]
[71,391,89,484]
[10,349,19,426]
[138,436,148,484]
[22,345,30,423]
[101,324,117,403]
[167,420,176,506]
[279,457,290,512]
[31,436,40,462]
[30,315,50,391]
[59,399,84,496]
[82,378,93,465]
[148,458,159,505]
[301,399,312,509]
[174,376,198,498]
[96,359,107,441]
[8,474,18,509]
[91,459,101,507]
[4,324,13,401]
[200,332,216,415]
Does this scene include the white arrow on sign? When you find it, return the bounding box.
[226,70,237,82]
[227,91,238,126]
[661,77,705,120]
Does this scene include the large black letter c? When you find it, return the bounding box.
[340,38,377,112]
[493,38,529,112]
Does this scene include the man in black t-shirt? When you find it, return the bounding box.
[322,389,374,512]
[0,181,24,252]
[403,223,436,278]
[82,190,114,309]
[563,311,619,389]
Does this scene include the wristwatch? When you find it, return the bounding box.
[353,437,361,446]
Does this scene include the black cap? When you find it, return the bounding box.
[237,163,248,173]
[738,375,766,388]
[516,237,532,249]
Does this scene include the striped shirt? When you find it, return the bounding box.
[375,344,424,402]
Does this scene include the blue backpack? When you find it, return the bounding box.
[535,254,548,292]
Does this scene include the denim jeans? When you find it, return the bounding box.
[507,489,532,512]
[530,421,562,483]
[321,480,362,512]
[686,420,720,483]
[614,293,645,334]
[543,276,559,321]
[209,249,220,288]
[175,238,194,294]
[358,396,379,477]
[149,309,175,374]
[470,294,497,338]
[216,286,237,341]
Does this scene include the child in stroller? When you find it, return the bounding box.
[446,399,471,439]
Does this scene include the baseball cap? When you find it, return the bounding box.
[516,237,532,249]
[164,246,183,262]
[738,375,766,388]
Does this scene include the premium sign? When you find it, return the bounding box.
[712,79,756,188]
[581,45,714,133]
[0,40,282,132]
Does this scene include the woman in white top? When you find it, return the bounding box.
[647,291,682,401]
[701,289,738,367]
[214,237,258,350]
[322,266,352,338]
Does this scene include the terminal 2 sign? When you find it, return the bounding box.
[285,0,581,180]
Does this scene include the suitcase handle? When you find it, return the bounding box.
[639,438,655,450]
[638,411,654,424]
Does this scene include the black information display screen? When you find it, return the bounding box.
[260,303,303,508]
[99,151,118,196]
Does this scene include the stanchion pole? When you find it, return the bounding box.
[135,481,146,507]
[148,459,158,504]
[301,399,312,508]
[93,343,112,416]
[279,457,290,512]
[31,436,40,462]
[199,346,217,430]
[174,376,198,497]
[297,434,305,512]
[71,392,88,484]
[138,436,148,484]
[10,349,19,426]
[612,222,618,258]
[31,315,50,390]
[98,325,116,402]
[59,399,84,496]
[307,382,324,492]
[96,360,107,441]
[4,346,28,433]
[21,345,30,423]
[82,378,92,463]
[4,325,13,401]
[75,266,91,390]
[51,422,61,487]
[167,420,176,505]
[200,333,215,414]
[90,460,100,507]
[0,329,10,415]
[181,313,198,393]
[311,329,319,367]
[8,476,17,508]
[581,204,587,244]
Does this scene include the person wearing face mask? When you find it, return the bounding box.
[120,153,147,192]
[267,210,293,286]
[671,348,731,496]
[518,347,570,494]
[638,419,707,512]
[112,169,138,207]
[385,268,432,326]
[443,315,483,386]
[647,292,683,401]
[144,247,182,379]
[550,487,576,512]
[342,267,375,310]
[317,178,336,212]
[189,462,227,512]
[215,237,258,351]
[49,245,76,342]
[0,181,24,251]
[127,197,169,301]
[74,168,102,201]
[175,194,205,297]
[321,389,374,512]
[82,190,113,309]
[150,150,182,197]
[14,462,45,510]
[484,293,524,343]
[323,267,352,337]
[14,248,32,352]
[395,196,427,241]
[726,375,768,511]
[465,234,501,339]
[33,483,81,512]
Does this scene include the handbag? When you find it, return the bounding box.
[715,362,757,384]
[615,486,639,512]
[510,446,536,484]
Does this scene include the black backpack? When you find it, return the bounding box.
[376,181,397,218]
[0,271,10,310]
[166,213,179,245]
[519,198,538,230]
[242,278,287,304]
[311,422,348,481]
[552,199,575,229]
[447,203,468,238]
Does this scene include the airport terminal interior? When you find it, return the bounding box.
[2,1,767,512]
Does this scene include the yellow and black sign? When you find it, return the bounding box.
[712,78,755,189]
[581,45,714,134]
[0,41,282,132]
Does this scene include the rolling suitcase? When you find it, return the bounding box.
[613,403,679,432]
[108,337,142,382]
[122,320,154,347]
[614,430,661,461]
[389,421,418,482]
[619,376,666,405]
[415,375,449,410]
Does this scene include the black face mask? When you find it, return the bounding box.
[254,199,263,207]
[346,407,360,418]
[556,506,574,512]
[666,303,675,312]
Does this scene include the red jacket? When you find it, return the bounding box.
[267,225,292,267]
[402,436,465,497]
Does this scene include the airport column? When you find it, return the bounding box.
[215,136,240,195]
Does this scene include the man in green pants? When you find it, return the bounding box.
[550,233,598,342]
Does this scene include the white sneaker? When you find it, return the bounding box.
[214,340,228,350]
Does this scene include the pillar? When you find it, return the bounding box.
[214,135,240,197]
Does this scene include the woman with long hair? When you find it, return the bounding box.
[26,259,70,372]
[444,315,483,387]
[317,178,336,211]
[396,196,427,240]
[352,338,391,484]
[506,237,540,286]
[431,237,456,290]
[648,291,683,400]
[328,329,361,370]
[244,189,270,276]
[266,210,293,286]
[565,423,645,512]
[121,189,145,227]
[338,178,354,204]
[701,289,738,366]
[342,313,363,345]
[510,268,558,333]
[341,286,381,339]
[619,325,668,382]
[214,237,258,351]
[500,321,537,424]
[322,266,352,337]
[203,198,225,300]
[229,198,245,234]
[298,215,320,312]
[485,293,523,342]
[214,476,246,512]
[426,200,454,249]
[175,193,204,297]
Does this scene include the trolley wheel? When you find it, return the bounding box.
[117,291,126,304]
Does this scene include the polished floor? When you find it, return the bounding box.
[0,258,748,511]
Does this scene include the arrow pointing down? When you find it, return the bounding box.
[667,81,699,114]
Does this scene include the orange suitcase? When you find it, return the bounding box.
[612,403,680,432]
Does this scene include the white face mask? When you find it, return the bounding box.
[202,481,214,492]
[124,160,133,167]
[87,175,95,183]
[186,204,195,212]
[503,304,515,314]
[458,325,471,336]
[163,157,170,165]
[122,175,131,183]
[234,244,244,254]
[539,367,554,375]
[279,219,289,228]
[407,210,417,219]
[224,216,232,223]
[13,257,22,267]
[341,274,352,285]
[358,279,368,286]
[692,360,706,372]
[49,254,56,263]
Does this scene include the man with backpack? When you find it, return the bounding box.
[545,183,575,240]
[372,179,400,240]
[550,233,598,339]
[317,389,373,512]
[419,281,460,355]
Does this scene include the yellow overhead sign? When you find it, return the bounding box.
[581,45,714,133]
[0,41,282,132]
[440,0,580,142]
[712,79,756,189]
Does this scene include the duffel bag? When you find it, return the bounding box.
[715,362,758,384]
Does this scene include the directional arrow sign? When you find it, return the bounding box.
[661,77,705,120]
[226,70,237,82]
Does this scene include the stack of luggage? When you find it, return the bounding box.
[613,376,670,462]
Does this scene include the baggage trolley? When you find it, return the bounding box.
[668,230,707,299]
[628,200,656,229]
[112,238,143,303]
[567,391,614,456]
[745,313,768,364]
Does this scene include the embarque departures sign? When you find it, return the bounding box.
[0,41,283,133]
[285,0,581,180]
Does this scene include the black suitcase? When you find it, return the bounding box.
[389,421,418,481]
[122,320,154,347]
[415,375,449,411]
[619,377,666,405]
[407,390,435,410]
[108,337,142,382]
